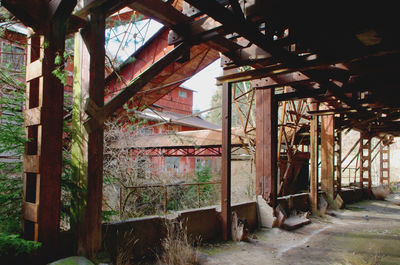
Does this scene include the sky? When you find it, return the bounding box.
[182,58,221,112]
[106,19,221,113]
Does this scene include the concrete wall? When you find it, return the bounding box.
[277,193,310,214]
[102,201,258,261]
[339,188,366,204]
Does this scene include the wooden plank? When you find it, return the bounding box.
[26,60,43,82]
[22,202,39,223]
[221,77,232,241]
[1,0,46,31]
[24,107,41,127]
[23,155,40,173]
[130,0,189,28]
[75,0,138,18]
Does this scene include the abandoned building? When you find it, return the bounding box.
[1,0,400,264]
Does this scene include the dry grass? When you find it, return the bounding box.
[338,250,384,265]
[115,229,138,265]
[158,220,200,265]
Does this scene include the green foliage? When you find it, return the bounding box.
[194,166,216,203]
[0,233,41,257]
[52,52,70,86]
[0,71,25,234]
[102,210,119,222]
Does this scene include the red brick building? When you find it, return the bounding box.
[132,85,222,178]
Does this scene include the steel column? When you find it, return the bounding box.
[309,102,319,214]
[334,130,342,192]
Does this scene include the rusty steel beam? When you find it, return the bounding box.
[129,146,224,157]
[309,102,319,214]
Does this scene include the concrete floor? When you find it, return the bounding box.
[199,192,400,265]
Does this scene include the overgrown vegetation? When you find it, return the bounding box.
[103,115,219,220]
[0,233,41,257]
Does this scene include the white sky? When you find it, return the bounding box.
[183,58,222,112]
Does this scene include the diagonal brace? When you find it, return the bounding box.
[83,43,189,133]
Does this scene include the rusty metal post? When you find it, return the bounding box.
[197,184,200,207]
[309,102,319,214]
[221,80,232,241]
[334,130,342,193]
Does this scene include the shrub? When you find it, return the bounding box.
[0,233,41,257]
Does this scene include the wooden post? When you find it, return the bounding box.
[254,83,277,207]
[359,133,372,192]
[72,9,105,256]
[309,102,319,214]
[320,105,334,201]
[221,80,232,241]
[22,14,67,257]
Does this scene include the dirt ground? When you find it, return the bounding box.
[198,192,400,265]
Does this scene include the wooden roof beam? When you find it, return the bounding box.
[84,43,188,133]
[74,0,139,18]
[186,0,369,112]
[3,0,77,32]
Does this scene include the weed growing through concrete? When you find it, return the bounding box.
[158,220,200,265]
[115,229,138,265]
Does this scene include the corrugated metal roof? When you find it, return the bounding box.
[125,129,249,149]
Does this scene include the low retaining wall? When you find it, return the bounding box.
[277,193,310,214]
[102,201,258,261]
[339,187,365,204]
